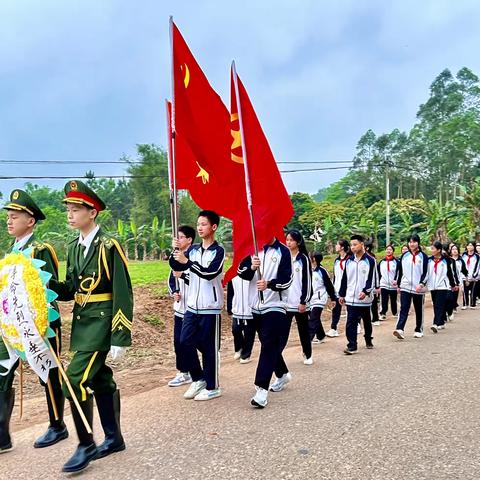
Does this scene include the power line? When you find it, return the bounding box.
[0,158,354,165]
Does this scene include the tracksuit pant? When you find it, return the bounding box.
[371,294,380,323]
[463,281,477,307]
[254,311,291,391]
[180,311,220,391]
[231,317,256,360]
[446,290,459,316]
[431,290,449,327]
[345,305,373,350]
[396,291,424,333]
[309,307,326,341]
[173,314,189,373]
[330,301,343,330]
[286,311,312,360]
[380,288,398,316]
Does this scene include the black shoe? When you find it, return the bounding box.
[34,380,68,448]
[94,390,125,459]
[63,444,98,473]
[62,396,97,473]
[343,348,357,355]
[34,424,69,448]
[366,343,374,349]
[0,389,15,453]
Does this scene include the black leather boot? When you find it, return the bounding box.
[62,395,97,473]
[0,389,14,453]
[34,378,68,448]
[94,390,125,459]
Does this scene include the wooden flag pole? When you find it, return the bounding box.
[46,378,59,421]
[19,360,23,420]
[231,61,264,301]
[47,343,92,434]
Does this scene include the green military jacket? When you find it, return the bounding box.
[0,234,61,360]
[51,227,133,352]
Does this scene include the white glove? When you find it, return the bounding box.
[110,346,126,361]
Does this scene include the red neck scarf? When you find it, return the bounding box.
[339,255,347,270]
[467,254,473,266]
[385,255,394,271]
[411,250,419,264]
[433,256,442,273]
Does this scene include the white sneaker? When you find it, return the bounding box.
[461,306,467,310]
[379,314,387,321]
[326,329,339,338]
[372,321,381,326]
[437,325,445,330]
[431,325,438,333]
[233,350,242,360]
[251,386,268,408]
[239,357,251,364]
[269,372,292,392]
[194,388,222,401]
[312,338,321,344]
[470,306,477,310]
[183,380,207,399]
[413,331,424,338]
[168,372,192,387]
[303,356,313,365]
[357,324,362,334]
[393,329,405,340]
[447,314,454,322]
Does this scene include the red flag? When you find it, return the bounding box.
[170,20,243,218]
[224,65,294,284]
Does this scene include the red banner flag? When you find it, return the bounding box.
[224,64,294,284]
[170,20,244,218]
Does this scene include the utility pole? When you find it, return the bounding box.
[385,156,393,247]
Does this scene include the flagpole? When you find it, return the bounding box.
[231,61,264,298]
[169,17,179,237]
[165,99,178,236]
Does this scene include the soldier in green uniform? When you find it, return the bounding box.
[49,180,133,473]
[0,190,68,453]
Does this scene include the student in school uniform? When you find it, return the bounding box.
[285,230,313,364]
[393,234,429,340]
[378,245,399,320]
[167,225,195,387]
[325,239,350,338]
[462,241,479,309]
[169,210,225,402]
[365,241,381,326]
[226,275,256,364]
[428,241,458,333]
[238,237,293,409]
[309,252,337,344]
[338,235,376,355]
[447,244,468,319]
[401,245,409,255]
[475,243,480,303]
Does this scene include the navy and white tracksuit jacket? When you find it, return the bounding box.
[169,241,225,314]
[378,256,399,290]
[396,250,429,294]
[286,252,312,312]
[168,270,190,318]
[310,266,337,308]
[452,257,468,284]
[238,239,293,315]
[226,276,256,320]
[426,256,457,291]
[338,253,376,307]
[461,253,480,281]
[333,255,348,295]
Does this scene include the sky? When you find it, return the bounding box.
[1,0,480,199]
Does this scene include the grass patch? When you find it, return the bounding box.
[143,314,165,329]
